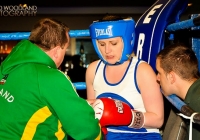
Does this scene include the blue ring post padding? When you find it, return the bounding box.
[1,17,199,41]
[0,30,90,40]
[73,82,86,90]
[69,30,90,37]
[1,17,199,40]
[0,32,31,40]
[191,14,200,71]
[165,94,186,111]
[166,18,195,32]
[133,0,189,72]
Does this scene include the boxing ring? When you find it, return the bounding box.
[0,17,200,90]
[0,0,200,139]
[1,17,200,115]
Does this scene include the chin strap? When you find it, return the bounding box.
[178,112,198,140]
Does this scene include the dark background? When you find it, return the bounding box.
[0,0,157,7]
[0,0,199,8]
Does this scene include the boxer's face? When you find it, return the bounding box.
[97,37,123,64]
[156,58,173,96]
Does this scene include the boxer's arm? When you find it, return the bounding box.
[86,60,99,99]
[137,62,164,128]
[86,99,96,106]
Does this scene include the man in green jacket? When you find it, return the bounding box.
[0,18,103,140]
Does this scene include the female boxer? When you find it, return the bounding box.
[86,15,164,140]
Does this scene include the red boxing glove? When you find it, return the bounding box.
[92,98,133,126]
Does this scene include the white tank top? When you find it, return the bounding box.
[93,57,160,134]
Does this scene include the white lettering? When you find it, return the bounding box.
[115,100,123,113]
[2,91,9,98]
[0,89,3,96]
[143,4,163,24]
[95,26,113,37]
[0,88,14,102]
[137,33,145,59]
[7,95,14,102]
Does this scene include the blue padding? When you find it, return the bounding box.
[166,18,194,32]
[73,82,86,90]
[69,30,90,37]
[191,14,200,71]
[0,32,31,40]
[134,0,188,71]
[0,30,90,40]
[166,94,186,111]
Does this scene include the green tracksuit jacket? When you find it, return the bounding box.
[184,78,200,140]
[0,40,103,140]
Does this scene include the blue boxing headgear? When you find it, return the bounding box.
[89,18,135,65]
